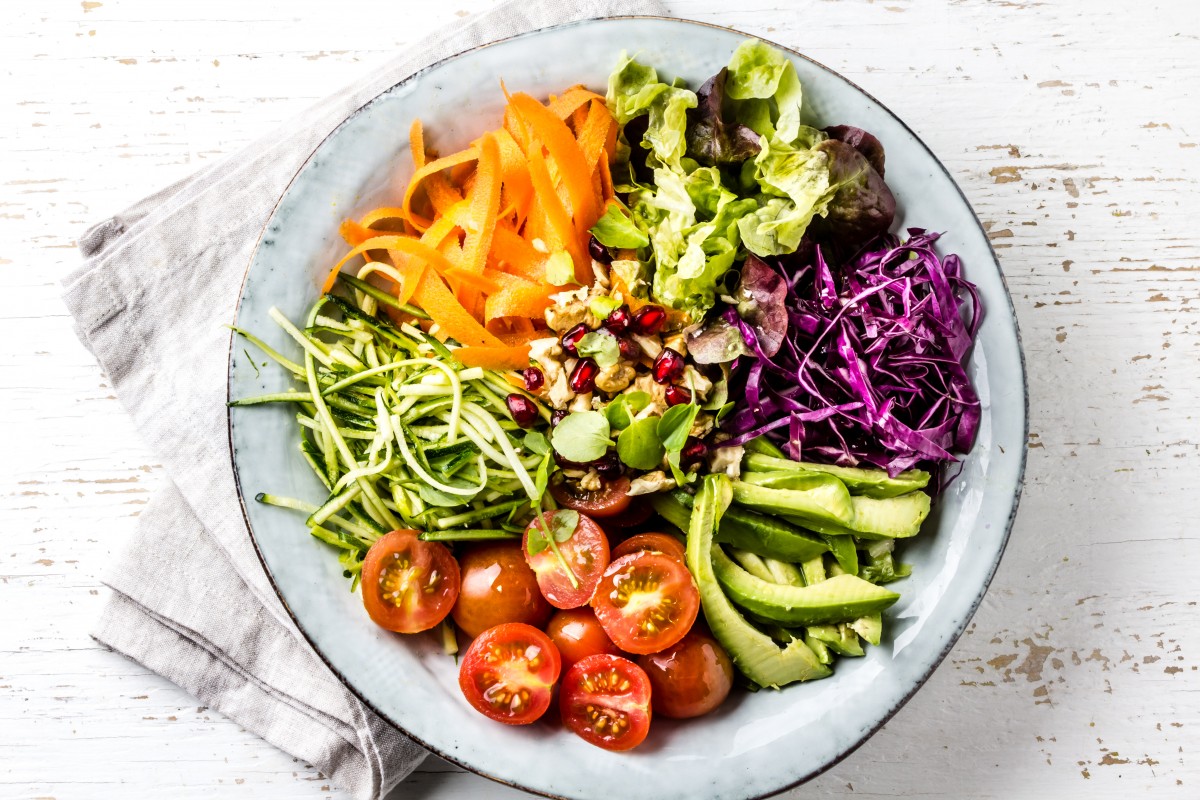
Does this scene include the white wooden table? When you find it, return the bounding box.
[3,1,1197,797]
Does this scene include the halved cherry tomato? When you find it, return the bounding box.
[523,510,610,609]
[611,532,686,563]
[458,623,561,725]
[637,631,734,719]
[591,551,699,654]
[361,530,460,634]
[600,496,654,534]
[560,654,652,751]
[546,607,622,668]
[549,475,632,519]
[452,541,551,638]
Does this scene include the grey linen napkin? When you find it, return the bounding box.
[62,1,667,797]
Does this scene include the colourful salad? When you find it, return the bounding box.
[233,40,981,752]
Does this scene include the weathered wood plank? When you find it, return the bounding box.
[2,0,1196,798]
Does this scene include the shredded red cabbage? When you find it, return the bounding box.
[723,229,982,478]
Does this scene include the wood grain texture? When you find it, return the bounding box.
[2,0,1196,798]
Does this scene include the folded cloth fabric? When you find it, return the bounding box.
[62,1,667,796]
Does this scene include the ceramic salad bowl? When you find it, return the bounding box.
[228,16,1027,800]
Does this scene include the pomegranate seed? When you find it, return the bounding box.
[588,235,612,265]
[664,384,692,406]
[522,366,545,392]
[554,449,585,469]
[652,347,685,384]
[570,358,599,394]
[551,410,569,426]
[681,437,708,466]
[561,323,589,356]
[617,336,640,361]
[594,453,622,477]
[506,394,538,429]
[632,305,666,335]
[603,305,631,334]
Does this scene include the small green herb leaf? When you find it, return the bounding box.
[546,251,578,286]
[589,295,622,321]
[715,401,736,423]
[665,448,687,486]
[617,417,666,470]
[526,525,550,556]
[576,331,620,368]
[526,509,579,556]
[605,390,652,431]
[550,509,579,543]
[657,403,700,452]
[551,411,612,463]
[524,430,551,456]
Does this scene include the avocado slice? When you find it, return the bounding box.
[807,624,865,657]
[781,491,932,540]
[685,475,831,687]
[733,475,854,528]
[800,554,826,587]
[743,453,931,498]
[762,557,804,587]
[821,533,859,576]
[652,491,829,563]
[804,632,834,665]
[850,613,883,646]
[727,547,775,582]
[713,548,900,626]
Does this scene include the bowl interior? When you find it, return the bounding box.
[229,17,1025,800]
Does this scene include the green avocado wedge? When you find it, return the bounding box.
[652,491,829,563]
[713,548,900,626]
[743,453,931,498]
[686,475,831,687]
[780,491,932,540]
[733,476,855,528]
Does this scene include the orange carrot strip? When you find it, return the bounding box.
[526,146,588,283]
[577,100,615,171]
[571,104,588,134]
[419,202,466,249]
[401,147,479,230]
[339,219,377,247]
[378,254,425,307]
[359,207,408,228]
[598,155,614,204]
[321,234,455,294]
[460,134,502,277]
[412,269,503,348]
[484,280,559,325]
[490,226,545,280]
[409,119,425,170]
[425,173,463,217]
[495,129,534,228]
[546,85,605,120]
[510,92,600,234]
[454,344,532,370]
[444,267,501,294]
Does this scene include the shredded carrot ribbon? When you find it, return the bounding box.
[329,83,619,365]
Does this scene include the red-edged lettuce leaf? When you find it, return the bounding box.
[685,68,762,167]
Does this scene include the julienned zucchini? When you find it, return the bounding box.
[686,475,831,688]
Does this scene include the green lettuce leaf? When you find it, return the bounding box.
[590,201,649,249]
